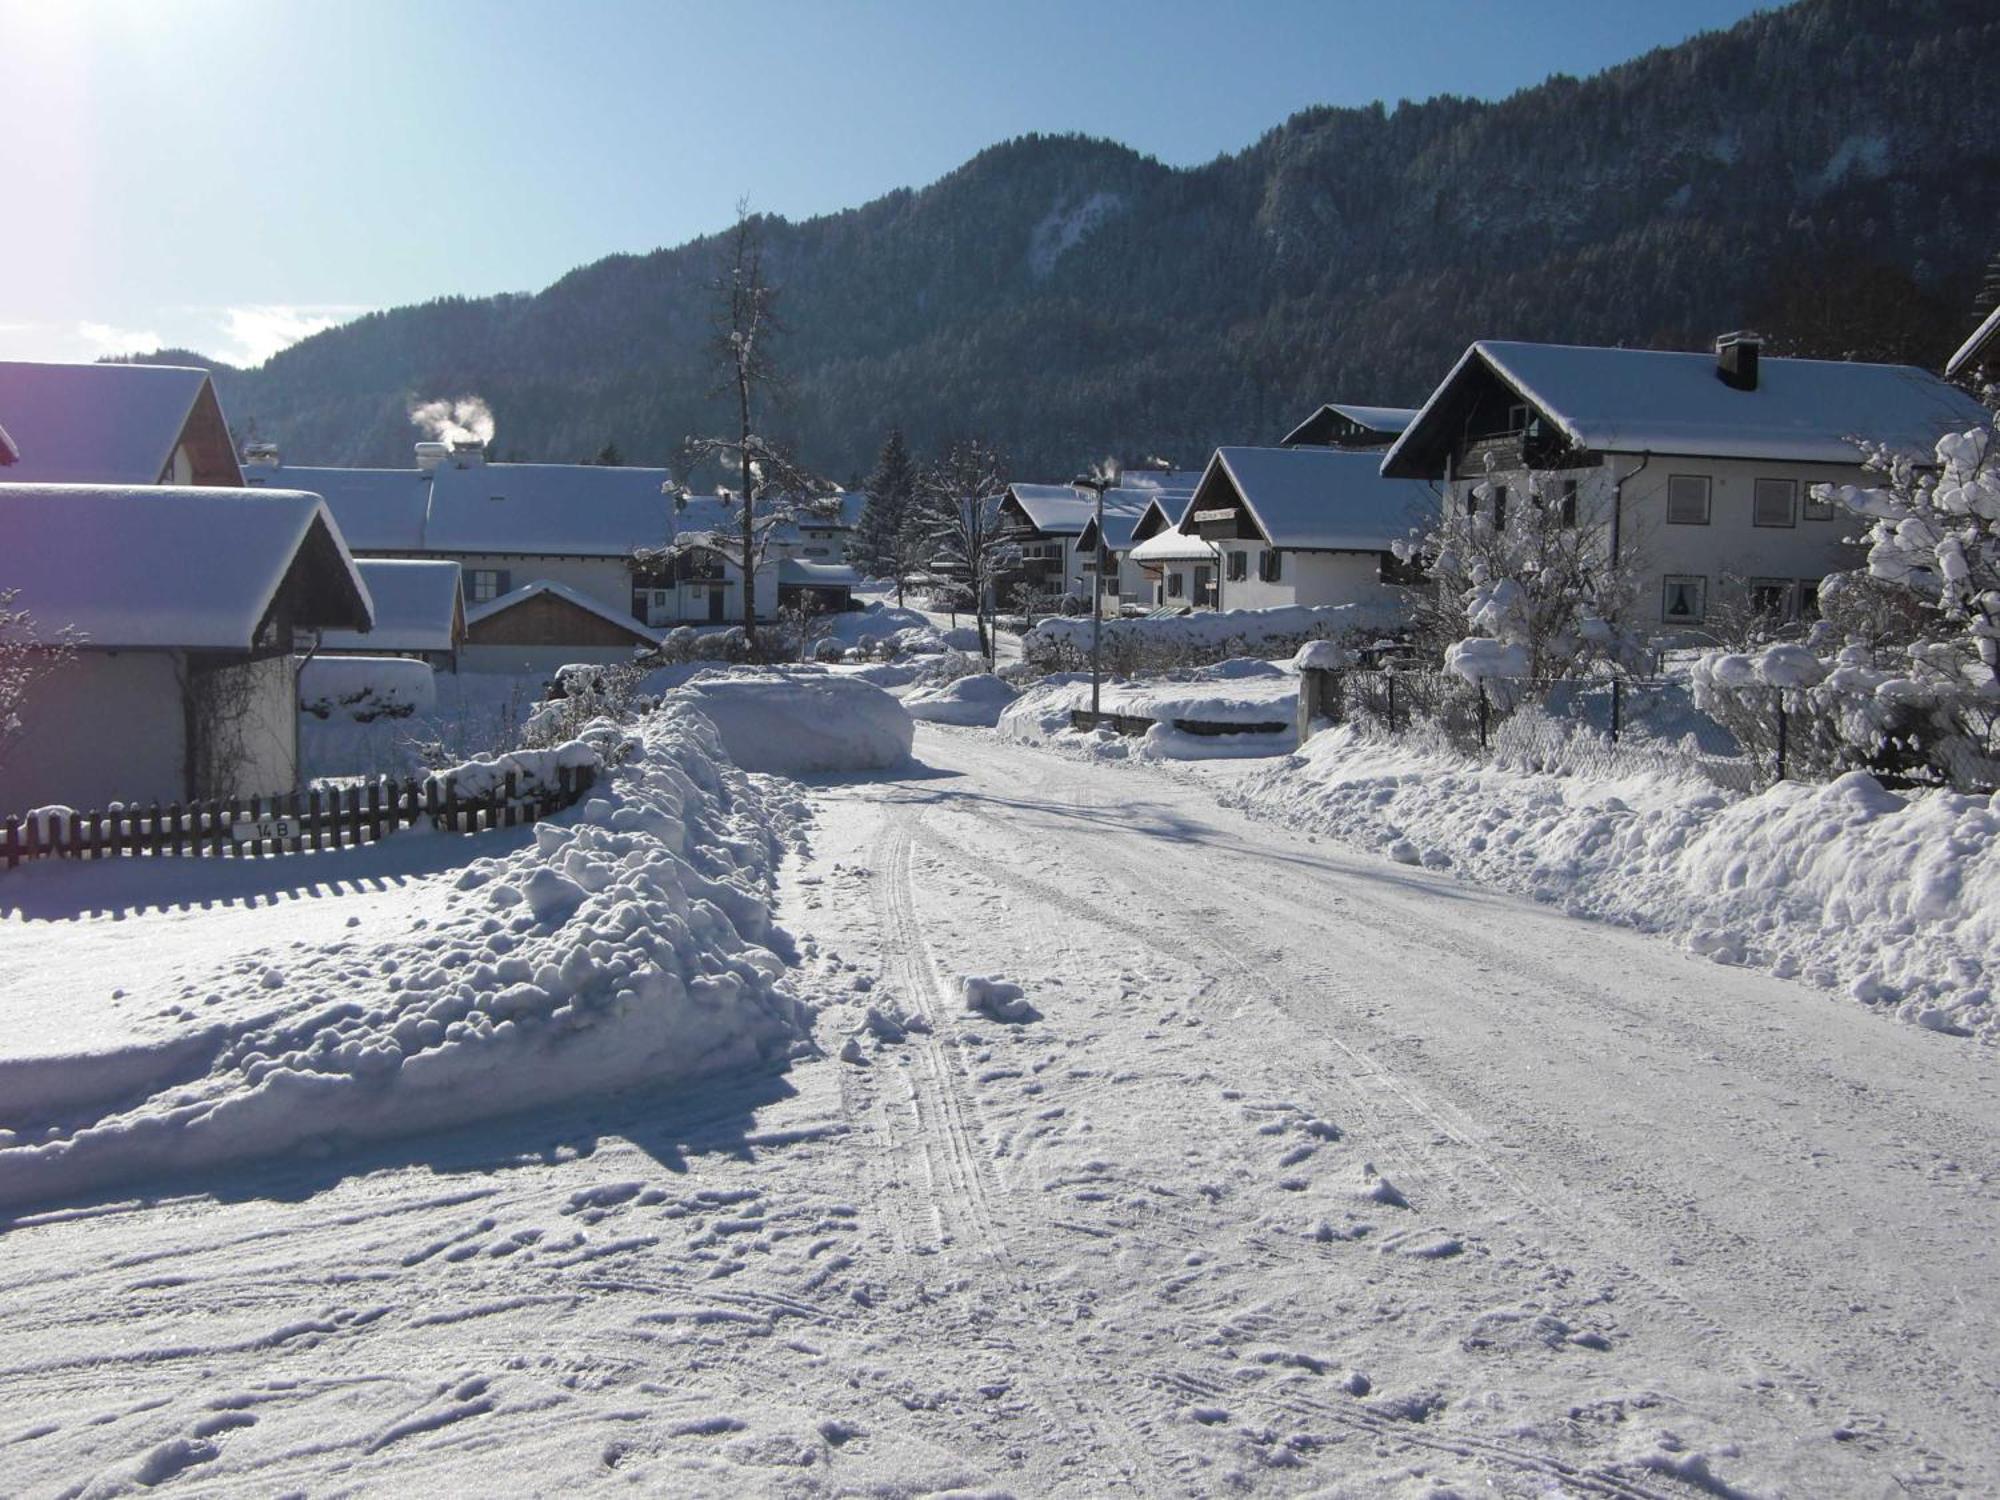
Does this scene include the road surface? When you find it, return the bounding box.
[2,723,1994,1496]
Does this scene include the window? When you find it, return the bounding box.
[1799,578,1823,619]
[1166,572,1184,599]
[1559,479,1578,528]
[1227,550,1248,582]
[802,546,829,558]
[1753,477,1797,527]
[468,568,509,603]
[1803,486,1837,521]
[1748,577,1794,619]
[1258,548,1283,583]
[1506,402,1532,433]
[1666,475,1711,525]
[1491,485,1508,531]
[1662,574,1707,624]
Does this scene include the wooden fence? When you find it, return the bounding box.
[3,763,597,870]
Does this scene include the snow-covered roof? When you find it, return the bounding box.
[1003,483,1158,537]
[777,559,860,586]
[1383,340,1993,476]
[1182,447,1431,551]
[319,558,462,653]
[1280,404,1418,447]
[427,458,675,556]
[1128,525,1215,564]
[0,361,241,486]
[245,463,434,552]
[0,484,372,650]
[1947,305,2000,379]
[463,578,661,642]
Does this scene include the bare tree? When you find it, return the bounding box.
[0,589,77,781]
[922,438,1014,664]
[677,203,830,649]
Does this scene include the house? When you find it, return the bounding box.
[1174,447,1433,613]
[462,580,661,674]
[1124,501,1215,610]
[777,559,860,614]
[1946,304,2000,383]
[0,484,371,809]
[316,558,465,670]
[1075,486,1199,613]
[0,360,244,486]
[1380,334,1994,633]
[1280,403,1417,450]
[997,482,1168,607]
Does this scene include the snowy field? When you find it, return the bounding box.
[2,702,1997,1496]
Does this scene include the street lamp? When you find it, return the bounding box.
[1070,457,1122,717]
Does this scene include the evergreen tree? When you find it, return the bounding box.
[852,428,920,604]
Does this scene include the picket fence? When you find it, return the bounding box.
[3,763,597,870]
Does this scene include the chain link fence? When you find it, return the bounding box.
[1301,670,2000,796]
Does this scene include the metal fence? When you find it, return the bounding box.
[1300,670,2000,796]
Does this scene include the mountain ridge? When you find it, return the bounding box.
[173,0,2000,480]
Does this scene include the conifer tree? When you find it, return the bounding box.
[852,427,920,605]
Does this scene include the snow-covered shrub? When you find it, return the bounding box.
[1694,418,2000,788]
[0,588,78,774]
[907,647,988,690]
[1023,604,1393,676]
[1399,463,1641,683]
[298,656,437,723]
[655,625,755,666]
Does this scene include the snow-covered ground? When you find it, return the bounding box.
[3,712,1997,1495]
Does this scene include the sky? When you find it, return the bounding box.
[0,0,1776,368]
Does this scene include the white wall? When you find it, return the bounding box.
[451,554,636,616]
[212,654,301,799]
[1208,542,1400,614]
[5,651,188,810]
[1444,454,1868,633]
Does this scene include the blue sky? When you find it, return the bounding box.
[0,0,1773,367]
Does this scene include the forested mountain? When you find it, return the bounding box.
[185,0,2000,481]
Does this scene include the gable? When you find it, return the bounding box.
[0,362,241,486]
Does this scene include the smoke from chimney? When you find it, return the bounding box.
[408,395,495,447]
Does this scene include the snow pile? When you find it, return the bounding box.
[1024,602,1398,672]
[959,975,1037,1023]
[904,673,1017,727]
[0,704,814,1211]
[1228,727,2000,1039]
[999,660,1299,760]
[1292,640,1356,672]
[671,674,912,774]
[298,655,437,722]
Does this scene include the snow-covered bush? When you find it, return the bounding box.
[0,588,77,774]
[1400,463,1641,684]
[654,625,755,666]
[1694,418,2000,788]
[298,656,437,723]
[1023,603,1393,676]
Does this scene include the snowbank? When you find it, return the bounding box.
[0,704,814,1211]
[1228,727,2000,1040]
[904,673,1017,727]
[299,655,436,722]
[671,674,913,774]
[999,661,1300,759]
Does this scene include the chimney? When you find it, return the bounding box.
[414,440,450,473]
[450,438,487,468]
[1715,330,1762,392]
[241,441,281,469]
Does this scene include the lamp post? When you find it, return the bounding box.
[1070,457,1121,717]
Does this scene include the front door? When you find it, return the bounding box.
[708,585,726,623]
[1194,564,1215,609]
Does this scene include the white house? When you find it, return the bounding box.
[999,482,1178,608]
[1,485,372,810]
[0,360,244,487]
[1173,447,1434,613]
[1075,485,1199,613]
[1380,334,1995,633]
[317,558,465,670]
[1124,500,1214,609]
